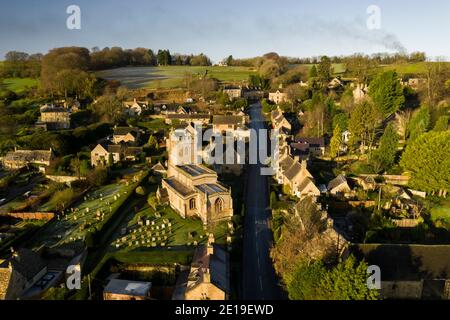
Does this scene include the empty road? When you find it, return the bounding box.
[242,103,285,300]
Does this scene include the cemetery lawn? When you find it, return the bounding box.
[110,204,230,253]
[110,204,207,251]
[30,181,137,248]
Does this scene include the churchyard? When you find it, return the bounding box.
[30,175,143,248]
[109,204,230,252]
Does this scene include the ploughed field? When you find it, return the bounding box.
[96,66,256,89]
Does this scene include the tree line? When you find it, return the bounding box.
[1,47,213,80]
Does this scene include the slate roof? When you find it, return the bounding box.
[107,144,142,156]
[40,107,69,113]
[164,177,196,197]
[4,149,53,163]
[284,161,303,181]
[0,248,47,299]
[177,164,215,178]
[113,127,139,136]
[196,183,228,195]
[327,175,348,191]
[296,137,325,148]
[151,162,166,173]
[167,114,210,120]
[189,245,230,294]
[212,115,244,125]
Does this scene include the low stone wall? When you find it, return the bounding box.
[1,212,55,220]
[392,219,420,228]
[46,175,86,184]
[358,174,411,186]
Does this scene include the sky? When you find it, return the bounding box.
[1,0,449,63]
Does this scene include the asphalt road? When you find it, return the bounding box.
[242,103,286,300]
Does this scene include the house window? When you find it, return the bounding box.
[189,198,196,210]
[215,198,224,213]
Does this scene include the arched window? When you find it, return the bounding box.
[215,198,224,213]
[189,198,196,210]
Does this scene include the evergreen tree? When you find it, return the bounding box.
[369,70,405,117]
[407,105,430,142]
[370,123,399,173]
[287,256,378,300]
[348,101,379,153]
[330,124,343,159]
[309,65,318,78]
[400,131,450,194]
[433,115,449,132]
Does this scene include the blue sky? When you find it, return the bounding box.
[1,0,449,62]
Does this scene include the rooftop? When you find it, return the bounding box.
[212,115,244,125]
[177,164,215,178]
[104,279,152,296]
[164,177,196,197]
[196,183,228,195]
[113,126,139,136]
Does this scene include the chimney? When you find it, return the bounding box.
[301,160,307,170]
[203,268,211,283]
[207,233,215,256]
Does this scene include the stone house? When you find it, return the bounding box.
[91,143,143,167]
[271,108,292,134]
[112,127,141,145]
[123,98,148,116]
[291,137,325,159]
[327,175,352,197]
[2,148,54,172]
[165,114,211,125]
[276,155,320,199]
[103,279,152,300]
[212,115,247,133]
[159,164,233,226]
[223,86,242,100]
[268,89,289,105]
[37,105,71,130]
[0,249,47,300]
[173,234,229,300]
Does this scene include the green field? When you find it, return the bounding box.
[0,77,39,93]
[382,62,450,75]
[300,63,346,75]
[96,66,256,89]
